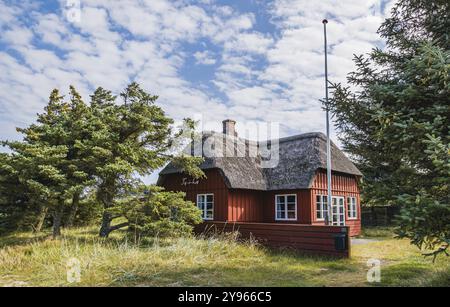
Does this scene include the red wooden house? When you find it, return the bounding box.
[158,120,363,256]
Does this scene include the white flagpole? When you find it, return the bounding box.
[323,19,333,225]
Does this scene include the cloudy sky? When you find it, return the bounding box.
[0,0,394,181]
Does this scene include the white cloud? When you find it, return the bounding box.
[194,50,217,65]
[0,0,395,177]
[224,32,274,55]
[1,25,33,46]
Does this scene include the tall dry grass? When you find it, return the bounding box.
[0,226,448,287]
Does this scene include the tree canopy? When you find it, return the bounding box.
[1,83,204,238]
[328,0,449,256]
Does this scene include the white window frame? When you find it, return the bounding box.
[197,193,214,220]
[347,196,358,220]
[275,194,297,221]
[315,194,329,221]
[331,196,346,226]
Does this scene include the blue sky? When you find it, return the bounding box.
[0,0,394,182]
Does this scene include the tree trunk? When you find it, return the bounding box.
[33,205,48,233]
[52,208,63,239]
[98,179,116,237]
[66,193,80,228]
[99,211,112,237]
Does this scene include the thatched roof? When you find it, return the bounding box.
[158,131,362,190]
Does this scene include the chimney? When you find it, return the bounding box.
[222,119,237,137]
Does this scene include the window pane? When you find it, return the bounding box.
[277,203,283,212]
[322,195,327,205]
[197,194,204,218]
[276,196,285,204]
[198,194,214,220]
[287,203,296,211]
[287,195,296,203]
[287,211,296,219]
[316,195,322,218]
[346,197,356,218]
[277,211,284,219]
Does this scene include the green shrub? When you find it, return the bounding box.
[124,185,202,238]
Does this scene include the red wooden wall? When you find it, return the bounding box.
[227,189,264,222]
[161,169,265,223]
[161,169,229,221]
[160,168,361,236]
[196,221,351,258]
[310,170,361,236]
[263,190,312,224]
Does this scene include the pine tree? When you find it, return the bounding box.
[2,83,203,238]
[0,153,36,232]
[4,88,93,238]
[328,0,449,257]
[123,185,202,239]
[86,82,203,237]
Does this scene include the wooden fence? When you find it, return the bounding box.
[361,206,400,226]
[195,221,351,258]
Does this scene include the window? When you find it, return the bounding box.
[347,197,357,219]
[197,194,214,220]
[275,194,297,221]
[332,197,346,226]
[316,195,329,221]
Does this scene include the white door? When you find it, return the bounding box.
[331,197,345,226]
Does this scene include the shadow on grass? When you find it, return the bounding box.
[425,268,450,287]
[0,227,130,249]
[57,229,178,251]
[378,263,430,286]
[0,232,52,249]
[263,246,349,262]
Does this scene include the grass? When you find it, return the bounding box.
[0,226,448,287]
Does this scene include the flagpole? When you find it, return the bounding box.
[323,19,333,225]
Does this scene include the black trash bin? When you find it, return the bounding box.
[334,233,348,251]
